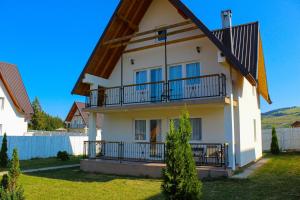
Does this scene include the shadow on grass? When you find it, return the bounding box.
[23,167,162,183]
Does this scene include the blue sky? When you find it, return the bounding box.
[0,0,299,119]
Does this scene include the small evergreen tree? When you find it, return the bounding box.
[179,111,202,199]
[0,148,25,200]
[0,133,8,168]
[162,109,202,199]
[271,127,280,154]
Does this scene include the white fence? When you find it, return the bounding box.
[262,128,300,151]
[0,136,94,160]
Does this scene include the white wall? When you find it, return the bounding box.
[236,77,262,166]
[0,136,100,160]
[0,80,28,136]
[102,105,225,144]
[103,0,231,93]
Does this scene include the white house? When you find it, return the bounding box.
[72,0,271,175]
[65,102,102,136]
[0,62,33,136]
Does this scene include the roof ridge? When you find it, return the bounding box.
[211,21,259,32]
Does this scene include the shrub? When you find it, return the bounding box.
[0,133,8,168]
[271,127,280,154]
[57,151,70,161]
[0,148,25,200]
[162,109,202,199]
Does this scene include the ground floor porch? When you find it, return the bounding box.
[80,159,232,178]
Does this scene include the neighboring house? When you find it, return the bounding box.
[0,62,33,136]
[72,0,271,174]
[65,102,101,136]
[291,121,300,128]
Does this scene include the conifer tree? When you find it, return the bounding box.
[0,133,8,168]
[162,109,202,199]
[271,127,280,154]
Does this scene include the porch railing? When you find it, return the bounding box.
[83,141,228,167]
[85,74,226,108]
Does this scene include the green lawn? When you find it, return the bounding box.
[0,156,81,172]
[14,153,300,199]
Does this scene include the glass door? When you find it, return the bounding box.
[169,65,183,100]
[150,68,162,102]
[150,119,162,157]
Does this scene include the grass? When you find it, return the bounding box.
[8,153,300,199]
[0,156,81,172]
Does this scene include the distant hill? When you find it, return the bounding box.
[262,106,300,129]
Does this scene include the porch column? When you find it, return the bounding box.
[224,93,236,170]
[88,112,97,158]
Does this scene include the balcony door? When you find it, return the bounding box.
[169,65,183,100]
[150,119,162,157]
[185,63,201,98]
[150,68,162,102]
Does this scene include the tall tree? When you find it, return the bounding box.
[162,109,202,199]
[0,133,8,168]
[30,97,64,131]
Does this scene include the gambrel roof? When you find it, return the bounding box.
[72,0,271,104]
[0,62,33,118]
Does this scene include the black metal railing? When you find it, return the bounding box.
[83,141,166,162]
[85,74,226,108]
[123,81,165,104]
[83,141,228,167]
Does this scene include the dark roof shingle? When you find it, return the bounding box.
[213,22,259,79]
[0,62,33,118]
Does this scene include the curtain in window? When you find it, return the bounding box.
[186,63,200,85]
[136,71,147,90]
[170,118,202,141]
[135,120,146,140]
[190,118,202,140]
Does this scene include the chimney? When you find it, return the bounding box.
[221,10,232,28]
[221,10,234,54]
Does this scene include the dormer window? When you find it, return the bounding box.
[157,29,167,42]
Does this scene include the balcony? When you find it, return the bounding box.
[85,74,226,109]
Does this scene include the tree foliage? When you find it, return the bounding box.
[29,97,64,131]
[0,133,8,168]
[162,109,202,199]
[0,148,25,200]
[271,127,280,154]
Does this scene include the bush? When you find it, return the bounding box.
[57,151,70,161]
[162,109,202,199]
[271,127,280,154]
[0,133,8,168]
[0,148,25,200]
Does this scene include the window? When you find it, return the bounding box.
[186,63,200,85]
[136,70,147,90]
[253,119,257,142]
[135,120,146,141]
[157,30,167,41]
[0,124,2,136]
[0,97,4,110]
[171,118,202,141]
[190,118,202,140]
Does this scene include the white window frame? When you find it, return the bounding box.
[0,97,4,111]
[134,119,148,142]
[253,119,257,142]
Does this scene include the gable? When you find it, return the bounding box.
[0,62,33,118]
[72,0,270,104]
